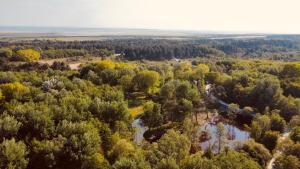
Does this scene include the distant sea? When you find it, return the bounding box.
[0,26,197,36]
[0,26,268,40]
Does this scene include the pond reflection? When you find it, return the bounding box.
[200,122,250,152]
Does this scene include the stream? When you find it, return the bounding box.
[131,117,148,145]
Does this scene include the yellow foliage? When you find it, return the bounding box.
[94,60,116,70]
[197,64,210,74]
[128,105,144,118]
[174,62,193,80]
[115,62,137,70]
[109,139,135,159]
[17,49,40,61]
[0,82,29,99]
[0,90,3,101]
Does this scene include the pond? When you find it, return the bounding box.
[131,118,148,145]
[199,122,250,152]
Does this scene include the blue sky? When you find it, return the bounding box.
[0,0,300,33]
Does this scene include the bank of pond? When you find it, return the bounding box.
[132,115,251,152]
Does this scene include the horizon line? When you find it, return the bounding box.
[1,25,300,35]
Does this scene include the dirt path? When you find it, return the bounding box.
[266,132,290,169]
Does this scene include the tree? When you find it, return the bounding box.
[109,139,135,162]
[261,131,279,151]
[281,63,300,78]
[182,118,200,148]
[132,70,160,94]
[112,151,151,169]
[0,90,3,102]
[156,158,180,169]
[82,153,110,169]
[56,121,102,168]
[228,103,239,121]
[0,138,28,169]
[150,130,191,164]
[252,77,283,112]
[100,69,120,85]
[118,75,133,92]
[240,139,271,167]
[30,136,66,169]
[89,98,130,126]
[213,150,261,169]
[289,115,300,128]
[215,122,226,153]
[175,81,192,100]
[180,153,218,169]
[270,113,286,133]
[285,143,300,159]
[290,127,300,143]
[0,48,13,58]
[280,96,300,122]
[0,113,21,140]
[142,101,163,128]
[16,49,40,61]
[250,115,271,141]
[274,155,300,169]
[160,81,176,101]
[94,60,116,72]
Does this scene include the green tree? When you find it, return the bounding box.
[240,139,271,167]
[252,77,283,112]
[157,158,180,169]
[290,127,300,143]
[82,153,110,169]
[0,48,13,58]
[215,123,226,153]
[30,136,66,169]
[180,152,218,169]
[281,63,300,78]
[290,115,300,128]
[132,70,160,94]
[148,130,191,164]
[118,75,133,92]
[89,98,130,126]
[250,115,271,141]
[0,138,28,169]
[56,121,102,168]
[261,131,279,151]
[112,151,151,169]
[160,81,176,101]
[109,139,135,162]
[214,150,261,169]
[0,113,21,140]
[274,155,300,169]
[143,101,163,128]
[270,113,286,133]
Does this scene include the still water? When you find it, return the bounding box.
[132,118,148,145]
[200,122,250,152]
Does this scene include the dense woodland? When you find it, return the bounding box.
[0,38,300,169]
[1,36,300,61]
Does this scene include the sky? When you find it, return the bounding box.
[0,0,300,34]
